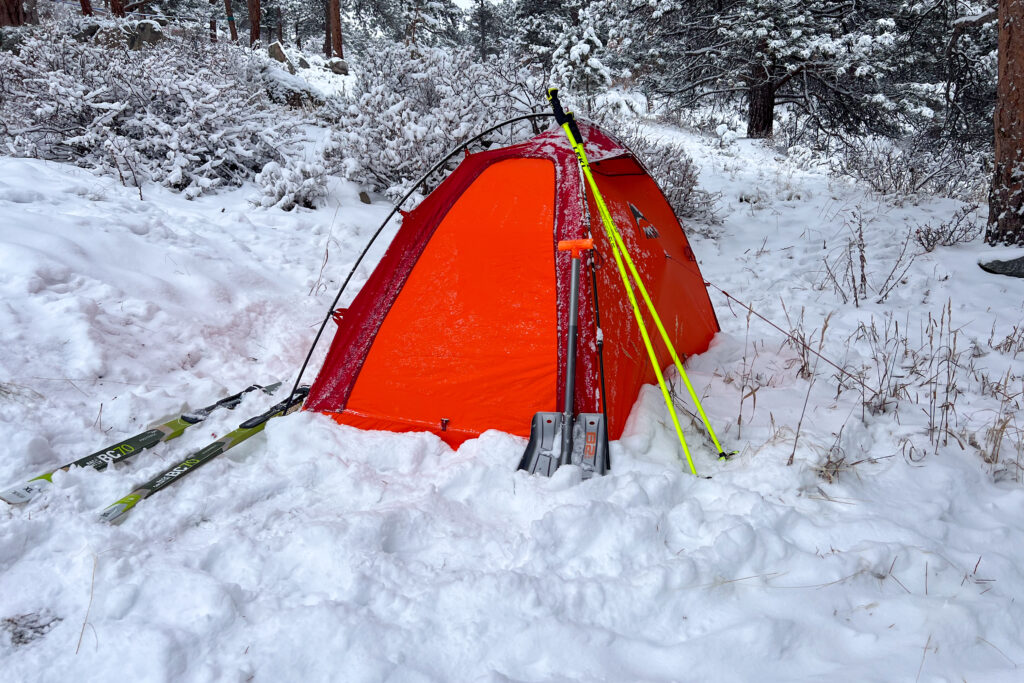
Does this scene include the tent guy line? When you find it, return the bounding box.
[700,277,873,394]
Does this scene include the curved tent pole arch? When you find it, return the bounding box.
[289,112,557,400]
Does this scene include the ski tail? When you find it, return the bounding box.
[99,386,309,524]
[0,383,282,506]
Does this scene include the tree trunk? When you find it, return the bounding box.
[328,0,343,58]
[246,0,260,46]
[1,0,26,25]
[276,6,282,43]
[109,0,125,18]
[23,0,36,23]
[224,0,238,41]
[323,0,331,58]
[988,0,1024,246]
[747,79,775,139]
[78,0,92,16]
[209,0,217,42]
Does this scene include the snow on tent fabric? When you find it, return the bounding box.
[304,122,720,447]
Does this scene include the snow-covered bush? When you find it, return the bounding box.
[628,134,714,222]
[589,114,718,224]
[913,205,983,252]
[254,160,329,210]
[832,136,988,202]
[0,16,310,198]
[325,42,544,201]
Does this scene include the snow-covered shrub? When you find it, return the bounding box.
[0,16,309,198]
[326,42,544,201]
[913,205,983,252]
[785,145,817,170]
[605,121,719,224]
[831,136,988,202]
[715,124,738,148]
[255,160,329,210]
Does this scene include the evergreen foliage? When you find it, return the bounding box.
[0,0,1003,207]
[325,40,544,201]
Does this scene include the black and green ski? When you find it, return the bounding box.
[99,386,309,524]
[0,383,280,505]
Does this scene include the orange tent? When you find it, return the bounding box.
[304,121,719,447]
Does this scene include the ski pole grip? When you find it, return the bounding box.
[546,88,584,146]
[547,88,569,125]
[558,238,594,259]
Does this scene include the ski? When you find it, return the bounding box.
[99,386,309,524]
[0,383,281,505]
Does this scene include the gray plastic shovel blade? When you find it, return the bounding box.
[518,412,563,476]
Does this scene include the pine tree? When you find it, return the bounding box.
[466,0,500,60]
[247,0,261,45]
[0,0,25,26]
[988,0,1024,245]
[548,3,611,107]
[613,0,904,138]
[224,0,239,41]
[886,1,996,149]
[329,0,344,56]
[509,0,569,69]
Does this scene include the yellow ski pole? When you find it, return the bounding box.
[603,223,730,458]
[546,89,699,475]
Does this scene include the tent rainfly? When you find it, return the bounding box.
[304,121,719,462]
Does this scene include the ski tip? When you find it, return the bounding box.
[0,479,51,505]
[98,494,142,525]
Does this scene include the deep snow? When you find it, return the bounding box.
[2,126,1024,682]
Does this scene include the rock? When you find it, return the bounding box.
[268,41,287,63]
[92,25,131,49]
[326,57,349,75]
[260,65,322,108]
[298,56,310,69]
[72,23,101,42]
[979,255,1024,278]
[0,27,24,55]
[268,42,296,74]
[129,20,163,51]
[359,191,371,205]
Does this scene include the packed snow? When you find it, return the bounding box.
[2,124,1024,682]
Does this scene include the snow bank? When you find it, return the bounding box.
[2,126,1024,682]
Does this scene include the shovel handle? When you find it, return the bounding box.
[558,238,594,259]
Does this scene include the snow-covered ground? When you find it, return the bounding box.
[2,126,1024,682]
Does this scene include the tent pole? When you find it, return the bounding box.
[290,112,557,402]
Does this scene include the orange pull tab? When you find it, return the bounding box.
[557,238,594,259]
